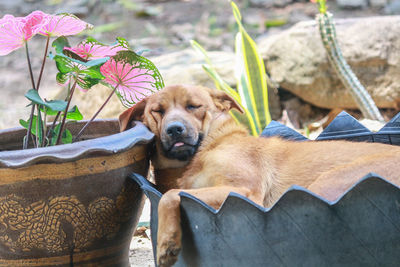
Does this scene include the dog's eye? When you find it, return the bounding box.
[152,109,164,115]
[187,104,201,111]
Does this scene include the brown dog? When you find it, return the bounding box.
[119,84,400,267]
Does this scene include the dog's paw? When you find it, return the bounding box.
[157,234,181,267]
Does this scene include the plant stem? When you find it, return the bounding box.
[43,109,48,146]
[73,85,119,142]
[46,82,72,141]
[23,42,37,149]
[35,105,40,148]
[36,35,50,91]
[56,78,78,145]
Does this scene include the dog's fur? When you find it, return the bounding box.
[119,84,400,267]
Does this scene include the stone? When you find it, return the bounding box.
[369,0,388,8]
[258,16,400,110]
[336,0,368,9]
[384,0,400,14]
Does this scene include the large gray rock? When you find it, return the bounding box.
[258,15,400,110]
[336,0,368,8]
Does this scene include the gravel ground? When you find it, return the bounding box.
[130,200,155,267]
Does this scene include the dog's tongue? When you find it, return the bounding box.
[174,142,185,147]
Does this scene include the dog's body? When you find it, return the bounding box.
[119,85,400,267]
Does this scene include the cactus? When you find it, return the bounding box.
[316,11,384,121]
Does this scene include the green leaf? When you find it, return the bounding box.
[36,107,44,146]
[191,40,213,66]
[50,52,108,90]
[191,38,259,136]
[61,129,73,144]
[19,119,30,132]
[234,8,271,134]
[66,106,83,120]
[19,116,39,136]
[52,36,70,54]
[50,124,72,145]
[50,124,61,146]
[25,89,68,111]
[115,37,131,49]
[20,115,45,146]
[41,105,83,121]
[231,1,242,25]
[202,65,240,102]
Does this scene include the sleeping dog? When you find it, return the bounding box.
[119,84,400,267]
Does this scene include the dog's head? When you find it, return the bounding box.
[119,85,243,164]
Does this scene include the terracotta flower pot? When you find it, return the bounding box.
[0,119,153,266]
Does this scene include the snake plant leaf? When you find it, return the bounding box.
[100,50,164,107]
[191,39,259,136]
[232,1,271,132]
[25,89,68,111]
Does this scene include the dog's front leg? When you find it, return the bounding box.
[157,189,182,267]
[157,186,261,267]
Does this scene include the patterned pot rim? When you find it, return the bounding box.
[0,119,154,168]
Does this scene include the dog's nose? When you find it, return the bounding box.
[166,122,186,137]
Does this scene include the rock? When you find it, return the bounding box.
[336,0,368,9]
[258,16,400,110]
[384,0,400,14]
[69,48,281,121]
[249,0,293,8]
[369,0,388,8]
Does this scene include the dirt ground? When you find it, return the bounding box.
[0,0,387,130]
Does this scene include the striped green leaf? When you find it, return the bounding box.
[232,1,271,133]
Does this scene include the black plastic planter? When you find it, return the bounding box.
[131,111,400,267]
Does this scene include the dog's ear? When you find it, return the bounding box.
[118,99,147,132]
[209,89,244,113]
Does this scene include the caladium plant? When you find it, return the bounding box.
[0,10,164,149]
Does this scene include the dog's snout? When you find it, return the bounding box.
[166,122,186,137]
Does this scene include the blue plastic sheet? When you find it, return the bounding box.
[131,111,400,267]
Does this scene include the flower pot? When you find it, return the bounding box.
[131,112,400,267]
[0,119,154,266]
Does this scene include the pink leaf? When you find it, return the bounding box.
[39,13,92,37]
[64,42,126,60]
[0,11,47,55]
[100,56,161,107]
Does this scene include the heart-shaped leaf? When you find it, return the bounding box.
[52,36,70,54]
[49,124,73,145]
[25,89,68,111]
[19,115,44,145]
[100,50,164,107]
[41,104,83,121]
[50,52,108,90]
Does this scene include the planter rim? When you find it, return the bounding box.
[0,120,154,168]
